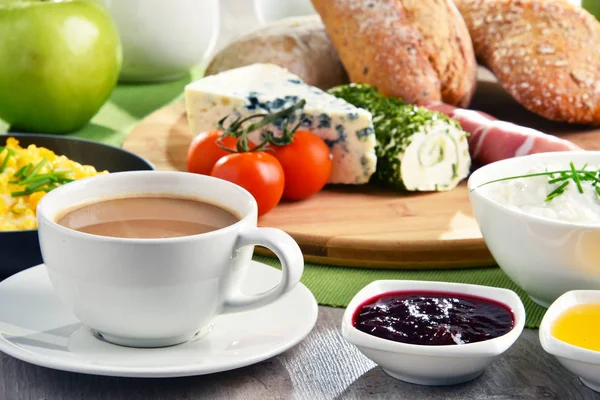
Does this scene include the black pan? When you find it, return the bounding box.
[0,133,155,278]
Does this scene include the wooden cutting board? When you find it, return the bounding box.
[123,70,600,269]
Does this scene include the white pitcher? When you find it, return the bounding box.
[99,0,220,82]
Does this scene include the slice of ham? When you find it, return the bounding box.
[421,101,581,165]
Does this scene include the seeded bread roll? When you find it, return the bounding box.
[205,16,348,90]
[455,0,600,125]
[310,0,477,107]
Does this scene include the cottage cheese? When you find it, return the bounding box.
[484,164,600,224]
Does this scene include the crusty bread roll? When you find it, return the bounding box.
[205,16,348,90]
[455,0,600,125]
[310,0,477,107]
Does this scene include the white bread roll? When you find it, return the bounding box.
[205,16,348,90]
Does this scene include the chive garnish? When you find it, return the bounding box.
[27,158,47,178]
[472,170,574,189]
[13,164,28,178]
[22,163,32,177]
[546,181,569,202]
[548,175,567,184]
[7,156,74,197]
[0,147,15,173]
[584,171,598,183]
[25,177,53,191]
[471,163,600,202]
[570,162,583,193]
[17,171,70,185]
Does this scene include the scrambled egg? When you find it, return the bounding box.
[0,137,108,231]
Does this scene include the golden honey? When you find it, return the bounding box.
[552,303,600,352]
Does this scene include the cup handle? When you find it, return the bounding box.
[222,227,304,313]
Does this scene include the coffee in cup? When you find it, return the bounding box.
[56,195,240,239]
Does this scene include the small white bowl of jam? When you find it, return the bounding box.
[342,280,526,386]
[540,290,600,392]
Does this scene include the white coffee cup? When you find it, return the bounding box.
[37,171,304,348]
[99,0,219,82]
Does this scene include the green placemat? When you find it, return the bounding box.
[3,67,205,145]
[3,68,548,329]
[254,255,546,329]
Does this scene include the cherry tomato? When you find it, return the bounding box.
[186,129,237,175]
[211,152,284,216]
[271,130,332,200]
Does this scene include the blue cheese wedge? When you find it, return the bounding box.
[184,63,377,184]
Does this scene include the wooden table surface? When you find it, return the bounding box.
[0,306,597,400]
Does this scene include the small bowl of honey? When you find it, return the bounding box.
[540,290,600,393]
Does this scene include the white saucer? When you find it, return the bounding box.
[0,261,318,378]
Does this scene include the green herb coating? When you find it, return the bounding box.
[328,83,468,190]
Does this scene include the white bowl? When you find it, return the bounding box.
[468,151,600,308]
[539,290,600,392]
[341,280,525,386]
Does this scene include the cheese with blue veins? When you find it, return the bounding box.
[184,63,377,184]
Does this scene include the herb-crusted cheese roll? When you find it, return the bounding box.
[329,84,471,191]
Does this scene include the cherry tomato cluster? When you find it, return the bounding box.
[186,114,332,216]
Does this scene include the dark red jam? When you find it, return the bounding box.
[353,291,514,346]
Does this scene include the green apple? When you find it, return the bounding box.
[583,0,600,22]
[0,0,122,134]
